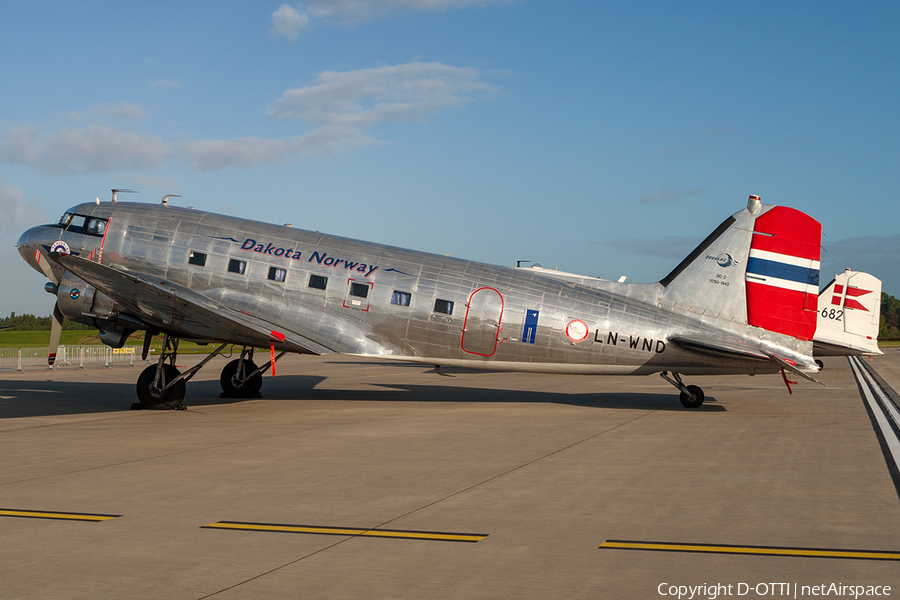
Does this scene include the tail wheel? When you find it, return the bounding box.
[220,359,263,398]
[679,385,704,409]
[135,364,186,409]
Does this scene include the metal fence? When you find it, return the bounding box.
[0,345,144,371]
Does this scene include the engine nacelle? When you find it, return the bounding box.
[56,271,138,348]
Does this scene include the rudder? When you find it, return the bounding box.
[745,206,821,341]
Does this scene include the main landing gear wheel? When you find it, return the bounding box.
[679,384,704,409]
[220,359,263,398]
[135,363,186,410]
[660,371,705,409]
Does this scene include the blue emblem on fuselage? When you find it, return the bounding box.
[70,288,80,300]
[705,253,738,268]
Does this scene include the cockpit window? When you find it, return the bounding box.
[86,219,107,235]
[69,215,86,230]
[57,213,108,237]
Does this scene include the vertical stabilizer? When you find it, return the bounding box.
[814,270,882,356]
[660,197,822,344]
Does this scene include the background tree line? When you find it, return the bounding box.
[882,292,900,340]
[0,312,94,331]
[2,291,899,339]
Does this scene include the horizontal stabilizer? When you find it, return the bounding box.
[669,333,821,384]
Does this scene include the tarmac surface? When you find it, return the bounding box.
[2,351,900,599]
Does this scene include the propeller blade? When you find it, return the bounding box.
[35,249,61,285]
[48,302,63,366]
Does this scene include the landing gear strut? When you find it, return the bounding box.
[660,371,705,409]
[133,334,285,409]
[220,347,263,398]
[135,335,188,410]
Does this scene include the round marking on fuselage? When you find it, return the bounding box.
[50,240,70,255]
[565,319,589,343]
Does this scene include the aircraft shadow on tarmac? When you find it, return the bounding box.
[0,371,723,419]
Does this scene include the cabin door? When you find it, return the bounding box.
[461,287,504,357]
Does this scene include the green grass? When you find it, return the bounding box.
[0,330,216,353]
[3,329,898,352]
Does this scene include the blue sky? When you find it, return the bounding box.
[1,1,898,317]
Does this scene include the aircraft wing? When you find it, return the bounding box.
[668,334,822,384]
[55,254,333,355]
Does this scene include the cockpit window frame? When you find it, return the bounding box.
[56,212,109,237]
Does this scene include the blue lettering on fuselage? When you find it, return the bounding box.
[240,238,302,260]
[239,239,379,276]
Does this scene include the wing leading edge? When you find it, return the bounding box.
[55,253,333,355]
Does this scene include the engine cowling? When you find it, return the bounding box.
[56,271,138,348]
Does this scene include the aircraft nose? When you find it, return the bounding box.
[17,225,56,276]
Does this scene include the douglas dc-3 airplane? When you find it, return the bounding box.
[15,192,878,410]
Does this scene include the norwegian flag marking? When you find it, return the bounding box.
[745,206,822,340]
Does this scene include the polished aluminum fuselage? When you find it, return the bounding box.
[18,201,811,377]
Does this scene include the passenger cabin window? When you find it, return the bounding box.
[228,259,246,274]
[269,267,286,282]
[349,283,369,298]
[308,274,327,290]
[391,291,411,306]
[434,299,454,315]
[188,251,207,266]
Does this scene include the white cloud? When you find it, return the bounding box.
[180,125,375,171]
[0,62,496,173]
[0,179,47,232]
[300,0,514,25]
[97,101,145,120]
[271,4,309,41]
[0,124,170,174]
[267,63,497,126]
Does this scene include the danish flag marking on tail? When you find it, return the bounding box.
[831,285,873,311]
[744,206,822,340]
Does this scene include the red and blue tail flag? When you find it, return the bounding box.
[745,206,821,341]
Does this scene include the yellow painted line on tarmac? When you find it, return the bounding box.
[0,508,119,522]
[600,540,900,561]
[203,521,487,543]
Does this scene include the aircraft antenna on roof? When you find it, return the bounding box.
[111,189,137,204]
[162,194,182,206]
